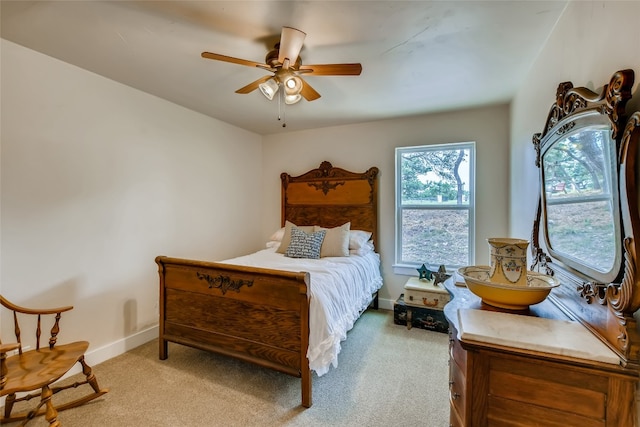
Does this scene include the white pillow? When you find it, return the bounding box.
[349,230,373,250]
[269,227,285,242]
[276,221,315,254]
[314,222,350,257]
[266,241,280,249]
[349,240,375,256]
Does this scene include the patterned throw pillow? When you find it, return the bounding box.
[285,227,327,259]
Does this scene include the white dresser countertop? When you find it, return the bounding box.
[457,308,620,365]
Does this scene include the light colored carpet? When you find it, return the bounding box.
[3,310,450,426]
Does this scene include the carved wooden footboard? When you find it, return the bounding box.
[156,256,312,407]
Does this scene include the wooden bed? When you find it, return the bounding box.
[155,161,379,408]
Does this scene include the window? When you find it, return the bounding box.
[395,142,475,272]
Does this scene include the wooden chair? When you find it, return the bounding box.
[0,295,108,426]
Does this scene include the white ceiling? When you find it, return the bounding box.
[1,1,567,135]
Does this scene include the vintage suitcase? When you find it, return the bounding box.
[393,294,449,333]
[403,277,450,309]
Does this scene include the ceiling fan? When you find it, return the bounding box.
[201,26,362,105]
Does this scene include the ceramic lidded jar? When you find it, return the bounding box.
[487,238,529,286]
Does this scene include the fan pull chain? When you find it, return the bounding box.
[277,87,281,122]
[277,87,286,127]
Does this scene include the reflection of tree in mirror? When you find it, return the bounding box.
[544,130,609,196]
[543,128,617,272]
[401,149,469,203]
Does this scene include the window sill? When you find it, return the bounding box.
[392,264,422,276]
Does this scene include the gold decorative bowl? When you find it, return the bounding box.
[457,265,560,310]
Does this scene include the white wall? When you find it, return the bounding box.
[0,40,263,363]
[510,0,640,239]
[262,104,510,308]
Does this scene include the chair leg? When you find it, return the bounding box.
[49,356,108,413]
[4,393,16,419]
[79,355,103,394]
[20,386,60,427]
[42,386,61,427]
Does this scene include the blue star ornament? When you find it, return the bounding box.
[417,264,432,280]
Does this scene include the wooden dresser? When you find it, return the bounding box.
[440,69,640,426]
[444,280,638,427]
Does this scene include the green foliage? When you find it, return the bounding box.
[401,148,469,203]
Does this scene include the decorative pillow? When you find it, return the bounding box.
[349,230,373,250]
[285,227,326,259]
[276,221,315,254]
[314,222,350,257]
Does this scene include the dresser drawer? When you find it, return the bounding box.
[449,357,466,420]
[489,356,607,420]
[449,335,467,371]
[487,395,605,427]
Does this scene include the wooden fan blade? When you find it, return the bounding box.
[278,27,306,69]
[298,63,362,76]
[201,52,273,71]
[235,75,273,94]
[299,77,321,101]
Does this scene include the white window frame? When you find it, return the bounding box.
[394,142,476,275]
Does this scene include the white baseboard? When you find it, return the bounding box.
[377,297,394,311]
[0,325,158,407]
[82,325,159,370]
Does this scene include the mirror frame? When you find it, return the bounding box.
[532,69,640,367]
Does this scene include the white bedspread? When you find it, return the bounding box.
[220,247,383,376]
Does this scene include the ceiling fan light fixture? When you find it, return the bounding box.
[259,77,279,100]
[284,93,302,105]
[283,75,303,96]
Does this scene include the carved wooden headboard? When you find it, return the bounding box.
[280,161,379,246]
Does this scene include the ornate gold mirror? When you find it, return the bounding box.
[532,69,640,366]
